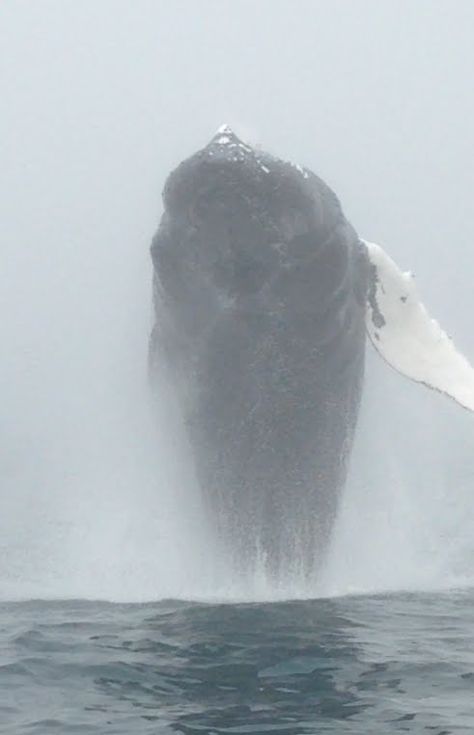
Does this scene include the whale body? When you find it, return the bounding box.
[150,127,474,579]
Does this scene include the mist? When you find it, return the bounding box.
[1,0,474,601]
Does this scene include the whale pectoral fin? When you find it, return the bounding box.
[363,239,474,412]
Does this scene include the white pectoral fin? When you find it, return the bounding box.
[363,239,474,412]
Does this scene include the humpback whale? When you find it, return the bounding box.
[150,126,474,578]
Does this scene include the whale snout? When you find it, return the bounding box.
[156,129,354,310]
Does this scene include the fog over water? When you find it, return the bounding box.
[1,0,474,601]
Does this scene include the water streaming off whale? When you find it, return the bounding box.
[1,270,473,602]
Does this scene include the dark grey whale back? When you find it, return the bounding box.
[150,129,370,578]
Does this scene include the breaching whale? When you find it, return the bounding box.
[150,126,474,578]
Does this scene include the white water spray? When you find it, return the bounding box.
[2,317,474,602]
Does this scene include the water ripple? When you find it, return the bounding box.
[0,590,473,733]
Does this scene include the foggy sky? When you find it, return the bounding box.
[1,1,474,598]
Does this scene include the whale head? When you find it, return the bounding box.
[154,127,354,312]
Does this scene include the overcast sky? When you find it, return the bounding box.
[1,1,474,598]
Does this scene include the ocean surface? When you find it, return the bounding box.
[1,589,473,734]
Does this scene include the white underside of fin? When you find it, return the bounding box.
[363,239,474,412]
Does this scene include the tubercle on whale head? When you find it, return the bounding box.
[211,123,252,147]
[212,123,241,142]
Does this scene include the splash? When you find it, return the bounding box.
[1,242,473,603]
[2,345,473,603]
